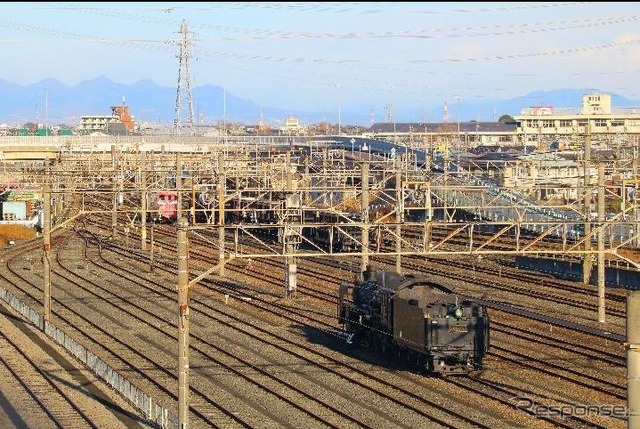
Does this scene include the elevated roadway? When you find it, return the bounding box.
[0,145,59,162]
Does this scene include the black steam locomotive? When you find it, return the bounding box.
[338,267,490,375]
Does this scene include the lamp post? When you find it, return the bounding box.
[223,88,227,144]
[393,104,396,143]
[391,84,396,143]
[45,88,48,136]
[454,95,461,163]
[335,83,341,135]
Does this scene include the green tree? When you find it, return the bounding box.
[498,114,515,123]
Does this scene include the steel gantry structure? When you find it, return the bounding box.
[4,139,640,298]
[2,136,640,428]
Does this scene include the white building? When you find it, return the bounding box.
[514,93,640,148]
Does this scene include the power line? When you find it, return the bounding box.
[32,3,640,42]
[3,15,637,69]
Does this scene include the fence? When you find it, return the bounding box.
[0,284,178,428]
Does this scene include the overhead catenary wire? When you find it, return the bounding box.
[2,2,638,113]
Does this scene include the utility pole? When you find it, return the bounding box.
[583,119,593,286]
[597,161,605,323]
[218,156,226,277]
[177,217,190,428]
[360,162,370,272]
[43,180,52,323]
[628,291,640,428]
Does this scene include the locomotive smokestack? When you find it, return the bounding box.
[364,265,376,282]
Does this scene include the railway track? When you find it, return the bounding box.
[0,314,99,429]
[99,219,619,427]
[78,223,508,428]
[0,278,153,429]
[0,214,629,429]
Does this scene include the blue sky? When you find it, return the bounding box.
[1,2,639,121]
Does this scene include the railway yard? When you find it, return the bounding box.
[0,137,635,428]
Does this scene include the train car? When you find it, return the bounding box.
[221,197,283,240]
[247,199,281,241]
[304,210,363,253]
[194,190,256,224]
[338,267,490,375]
[221,197,364,253]
[194,187,217,224]
[149,190,178,223]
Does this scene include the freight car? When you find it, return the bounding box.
[338,267,489,375]
[223,196,364,253]
[303,210,363,253]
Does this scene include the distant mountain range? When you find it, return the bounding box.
[1,76,638,127]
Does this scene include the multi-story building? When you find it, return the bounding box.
[366,93,640,152]
[79,115,123,135]
[79,104,136,135]
[504,152,597,203]
[514,93,640,148]
[279,116,306,135]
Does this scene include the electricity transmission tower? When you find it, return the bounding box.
[174,19,195,136]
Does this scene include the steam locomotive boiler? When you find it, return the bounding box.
[338,266,490,375]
